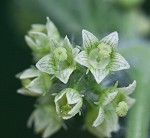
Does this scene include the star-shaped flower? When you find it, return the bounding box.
[75,30,130,83]
[36,37,79,84]
[92,80,136,127]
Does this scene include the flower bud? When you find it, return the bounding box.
[25,18,60,61]
[16,67,51,96]
[54,88,83,119]
[28,104,62,138]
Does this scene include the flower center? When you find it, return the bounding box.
[54,47,67,61]
[60,104,72,116]
[89,46,111,69]
[97,43,112,58]
[115,101,128,117]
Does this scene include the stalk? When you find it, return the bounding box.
[121,42,150,138]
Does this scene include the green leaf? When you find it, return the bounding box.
[36,54,55,74]
[109,53,130,71]
[82,30,98,52]
[90,68,109,83]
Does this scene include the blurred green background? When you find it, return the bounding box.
[0,0,150,138]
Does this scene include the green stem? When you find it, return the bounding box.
[121,43,150,138]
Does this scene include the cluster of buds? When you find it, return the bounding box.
[16,18,136,138]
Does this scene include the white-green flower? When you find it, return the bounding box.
[54,88,83,119]
[93,80,136,127]
[114,80,136,109]
[28,104,62,138]
[36,37,79,84]
[93,91,118,127]
[75,30,130,83]
[16,67,52,96]
[25,18,60,61]
[86,106,119,138]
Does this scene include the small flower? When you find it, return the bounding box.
[54,88,83,119]
[25,18,60,61]
[28,104,62,138]
[115,101,128,117]
[75,30,130,83]
[16,67,52,96]
[92,80,136,127]
[85,106,119,138]
[36,37,79,84]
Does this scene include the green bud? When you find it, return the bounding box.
[16,67,51,96]
[54,47,67,61]
[28,104,62,138]
[54,88,83,119]
[115,101,128,117]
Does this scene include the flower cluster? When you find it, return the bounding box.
[16,18,136,138]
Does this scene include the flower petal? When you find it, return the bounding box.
[63,36,73,52]
[100,32,118,48]
[17,88,41,96]
[46,17,60,41]
[17,68,40,79]
[118,80,136,96]
[68,100,83,115]
[109,53,130,71]
[104,109,119,134]
[126,97,136,108]
[36,54,55,74]
[93,106,104,127]
[102,91,118,106]
[50,39,59,51]
[72,48,80,58]
[25,35,36,51]
[55,67,74,84]
[66,89,81,104]
[42,122,61,138]
[82,30,99,52]
[90,68,109,83]
[75,51,89,67]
